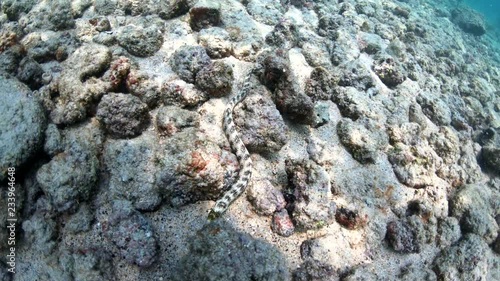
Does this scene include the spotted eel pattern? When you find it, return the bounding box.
[208,73,254,221]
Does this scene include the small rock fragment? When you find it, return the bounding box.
[373,57,406,88]
[272,209,295,237]
[104,135,162,211]
[285,159,336,230]
[247,179,286,216]
[335,207,365,230]
[235,90,289,153]
[96,93,150,138]
[195,60,233,97]
[169,45,211,83]
[105,200,157,268]
[16,56,44,90]
[162,79,208,107]
[436,217,461,248]
[117,25,163,57]
[189,0,221,31]
[198,27,232,58]
[385,220,420,253]
[337,118,388,164]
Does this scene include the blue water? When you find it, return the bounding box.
[463,0,500,29]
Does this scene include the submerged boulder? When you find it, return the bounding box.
[451,7,486,36]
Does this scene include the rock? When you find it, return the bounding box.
[48,44,112,125]
[157,128,236,207]
[436,217,461,248]
[24,31,78,63]
[69,251,115,281]
[65,204,93,234]
[117,25,163,57]
[335,206,366,230]
[104,135,162,211]
[433,234,494,280]
[451,7,486,36]
[0,44,25,74]
[332,87,381,120]
[155,105,200,137]
[450,183,496,218]
[21,198,58,253]
[398,265,437,281]
[274,78,316,125]
[305,67,338,102]
[189,0,221,31]
[36,121,102,212]
[429,126,460,165]
[16,56,44,90]
[0,74,46,181]
[126,71,162,108]
[47,0,75,31]
[172,220,290,281]
[161,79,208,107]
[293,258,336,281]
[221,3,263,60]
[337,59,374,91]
[247,179,286,216]
[259,49,289,91]
[385,220,421,253]
[198,27,232,58]
[388,142,440,188]
[373,57,406,88]
[358,32,383,55]
[96,93,150,138]
[285,159,336,230]
[43,124,63,156]
[481,128,500,174]
[102,57,131,92]
[247,0,284,26]
[337,118,388,164]
[460,208,498,244]
[105,200,157,267]
[417,93,452,126]
[195,60,233,97]
[169,45,211,83]
[1,0,37,21]
[234,89,289,153]
[272,209,295,237]
[265,19,298,50]
[158,0,190,20]
[386,200,438,254]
